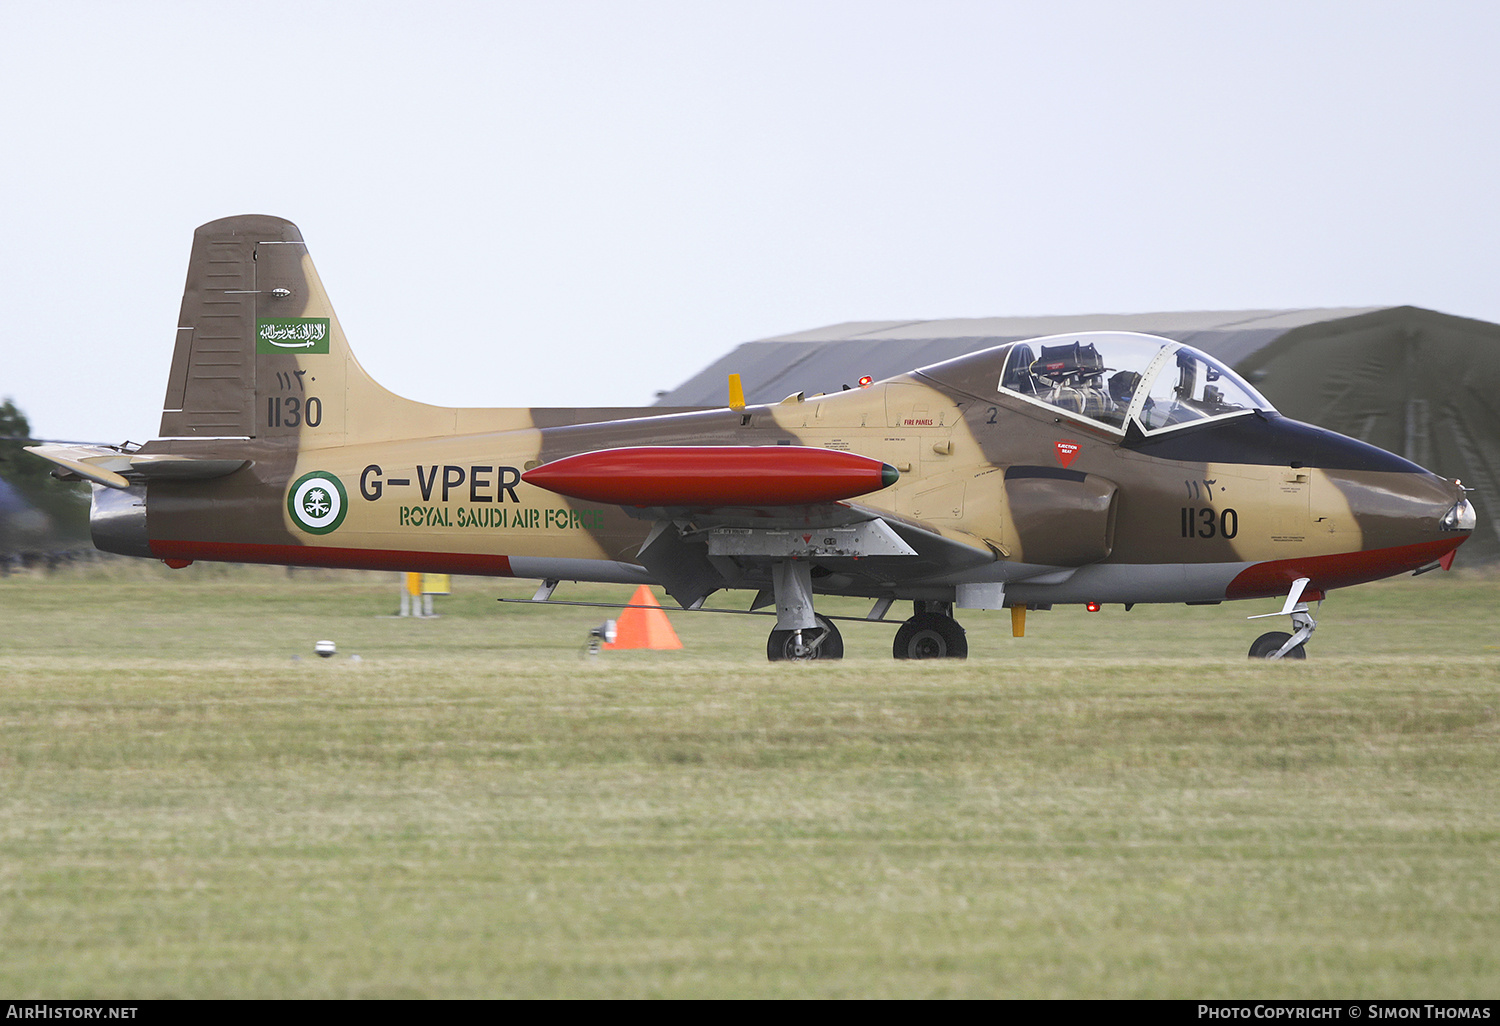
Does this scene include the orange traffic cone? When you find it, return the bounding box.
[603,586,684,650]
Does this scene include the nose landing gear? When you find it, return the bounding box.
[1248,577,1317,659]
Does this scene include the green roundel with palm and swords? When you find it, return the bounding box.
[287,471,348,535]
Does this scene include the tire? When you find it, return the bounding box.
[892,613,968,659]
[1248,630,1306,659]
[767,616,844,661]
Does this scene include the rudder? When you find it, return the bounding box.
[162,215,310,439]
[159,215,529,448]
[160,215,399,447]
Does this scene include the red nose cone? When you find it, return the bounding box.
[522,446,900,507]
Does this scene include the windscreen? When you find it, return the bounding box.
[1136,348,1274,431]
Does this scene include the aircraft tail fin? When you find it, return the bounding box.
[160,215,487,447]
[163,215,315,439]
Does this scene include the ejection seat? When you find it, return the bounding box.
[1034,341,1113,421]
[1001,344,1040,395]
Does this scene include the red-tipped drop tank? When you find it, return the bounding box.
[521,446,901,507]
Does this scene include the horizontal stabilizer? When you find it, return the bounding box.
[26,444,249,490]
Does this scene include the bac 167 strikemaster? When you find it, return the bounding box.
[29,216,1477,660]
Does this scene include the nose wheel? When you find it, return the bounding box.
[1248,630,1307,659]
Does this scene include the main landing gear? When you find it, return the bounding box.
[767,615,844,661]
[1247,578,1317,660]
[764,560,846,661]
[761,562,970,661]
[893,601,968,660]
[763,604,970,661]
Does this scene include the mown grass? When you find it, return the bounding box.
[0,562,1497,997]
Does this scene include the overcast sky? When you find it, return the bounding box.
[3,0,1497,442]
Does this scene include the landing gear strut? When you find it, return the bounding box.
[892,601,968,659]
[1248,580,1317,660]
[767,615,844,661]
[765,559,844,661]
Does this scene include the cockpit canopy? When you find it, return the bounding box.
[995,332,1275,434]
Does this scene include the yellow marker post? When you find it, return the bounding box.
[1011,604,1027,638]
[728,373,746,411]
[399,572,422,617]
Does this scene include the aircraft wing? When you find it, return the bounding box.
[25,443,249,489]
[628,497,997,609]
[522,446,997,607]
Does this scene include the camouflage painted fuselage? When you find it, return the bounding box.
[72,216,1472,614]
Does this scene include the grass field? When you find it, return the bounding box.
[1,560,1497,998]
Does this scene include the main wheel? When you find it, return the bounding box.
[767,615,844,661]
[1248,631,1306,659]
[892,613,967,659]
